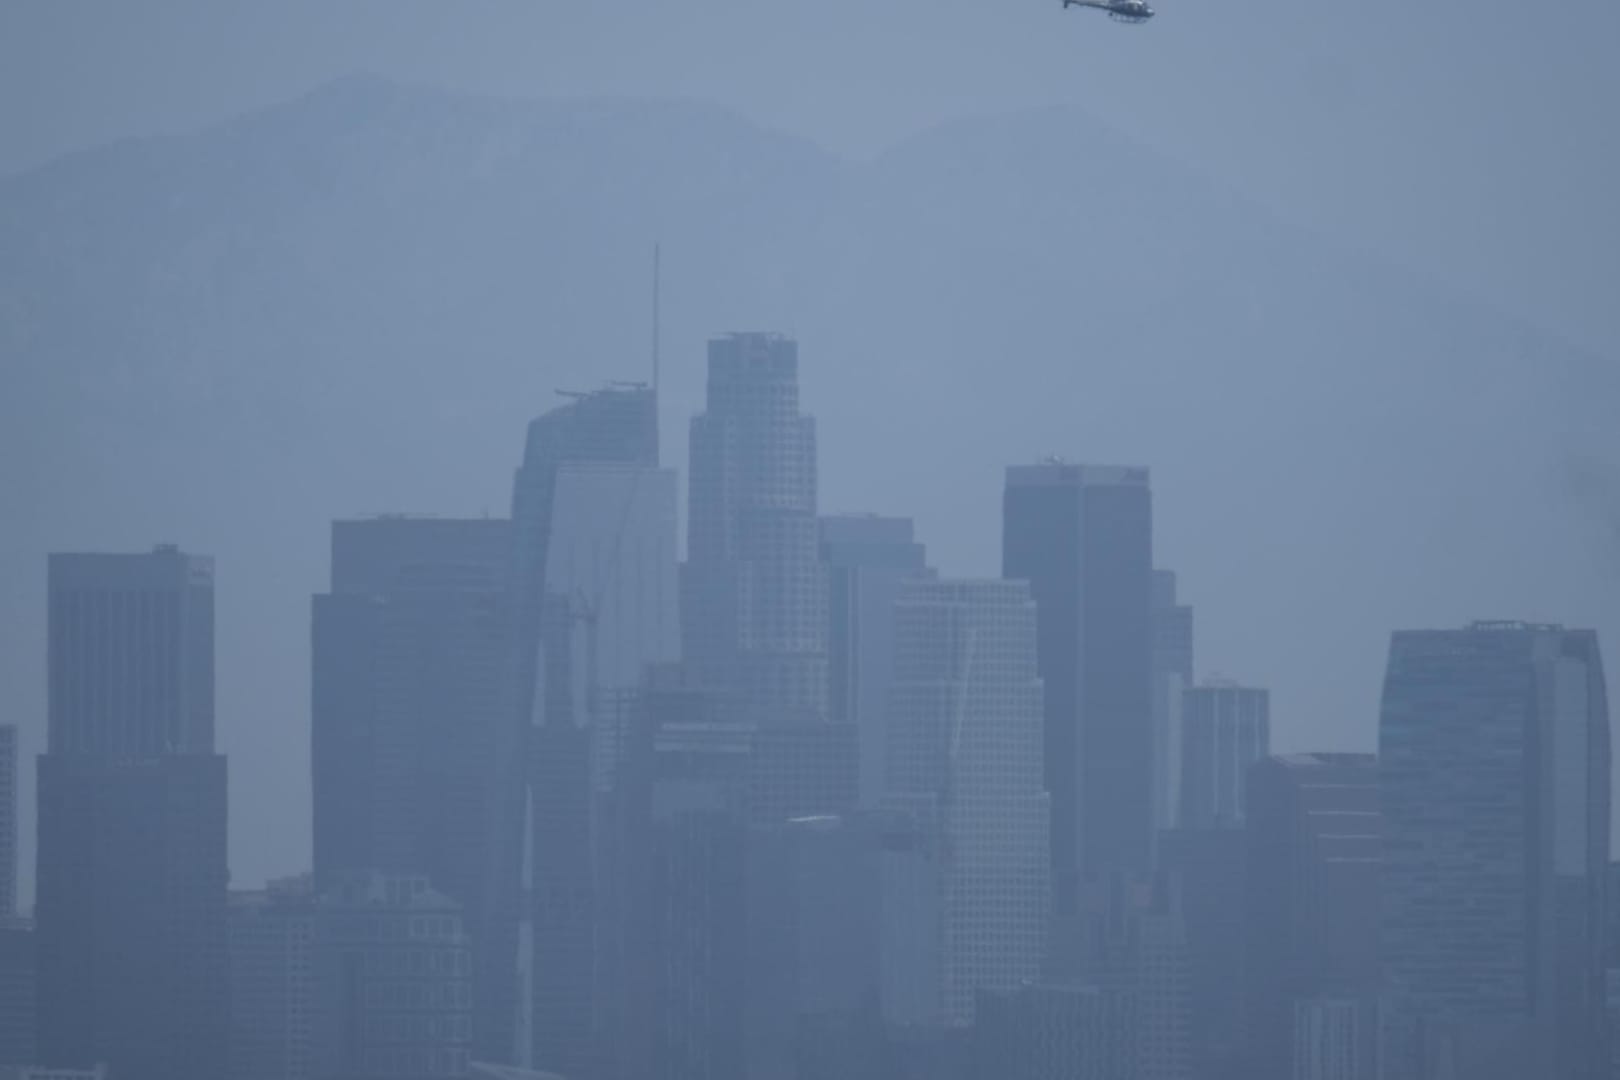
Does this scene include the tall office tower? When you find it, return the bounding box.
[1003,462,1154,917]
[0,728,21,1068]
[311,873,473,1080]
[821,515,932,807]
[510,389,674,1079]
[748,722,859,825]
[527,711,595,1080]
[598,671,751,1080]
[646,718,753,1080]
[1379,623,1611,1080]
[35,547,228,1080]
[745,813,885,1080]
[510,386,660,613]
[0,726,13,919]
[0,921,33,1067]
[1152,571,1194,832]
[541,462,679,696]
[228,875,315,1080]
[312,517,523,1062]
[684,333,828,722]
[1159,827,1248,1080]
[527,462,677,1080]
[1072,873,1193,1080]
[884,579,1050,1029]
[1178,680,1270,830]
[972,981,1135,1080]
[1245,754,1380,1080]
[1292,998,1379,1080]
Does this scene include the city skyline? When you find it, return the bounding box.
[5,330,1613,1080]
[4,6,1617,1079]
[4,358,1613,906]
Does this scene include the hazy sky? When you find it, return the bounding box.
[3,0,1617,898]
[3,0,1617,356]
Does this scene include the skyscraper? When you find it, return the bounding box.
[228,875,315,1080]
[0,920,34,1068]
[1178,680,1270,830]
[35,546,228,1080]
[507,387,671,1079]
[745,814,885,1080]
[684,333,827,723]
[1379,622,1610,1080]
[821,515,931,807]
[1071,872,1193,1080]
[510,385,659,616]
[312,517,523,1062]
[1152,571,1194,832]
[543,462,679,696]
[972,980,1135,1080]
[884,579,1050,1028]
[1003,462,1155,912]
[310,873,473,1080]
[1244,753,1380,1080]
[0,726,14,919]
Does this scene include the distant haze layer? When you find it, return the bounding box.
[1,76,1616,896]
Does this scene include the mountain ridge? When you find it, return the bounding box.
[2,74,1614,892]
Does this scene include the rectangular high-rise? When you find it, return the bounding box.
[228,875,315,1080]
[0,726,14,919]
[684,333,828,723]
[1152,571,1194,832]
[1378,623,1610,1080]
[744,813,885,1080]
[884,579,1050,1028]
[1178,680,1270,830]
[1003,462,1154,909]
[310,873,473,1080]
[507,387,672,1078]
[312,517,523,1062]
[820,515,931,807]
[510,385,660,614]
[35,546,228,1080]
[0,920,34,1067]
[1244,753,1380,1080]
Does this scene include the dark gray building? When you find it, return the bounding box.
[1071,871,1192,1080]
[1178,680,1270,830]
[1159,827,1248,1080]
[0,727,14,920]
[1003,462,1155,916]
[972,980,1135,1080]
[228,875,315,1080]
[1245,753,1380,1080]
[507,386,671,1079]
[1152,571,1193,831]
[1378,623,1610,1080]
[745,814,884,1080]
[683,333,828,723]
[820,514,930,807]
[35,547,228,1080]
[510,385,659,616]
[312,517,523,1063]
[0,920,33,1068]
[311,873,473,1080]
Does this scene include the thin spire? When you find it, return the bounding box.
[652,242,662,396]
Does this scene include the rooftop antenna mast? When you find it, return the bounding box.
[651,242,662,396]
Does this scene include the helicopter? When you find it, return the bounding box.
[1062,0,1154,23]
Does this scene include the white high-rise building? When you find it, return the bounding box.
[883,579,1050,1028]
[1178,679,1270,830]
[683,333,827,722]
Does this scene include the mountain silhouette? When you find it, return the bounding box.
[2,73,1614,888]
